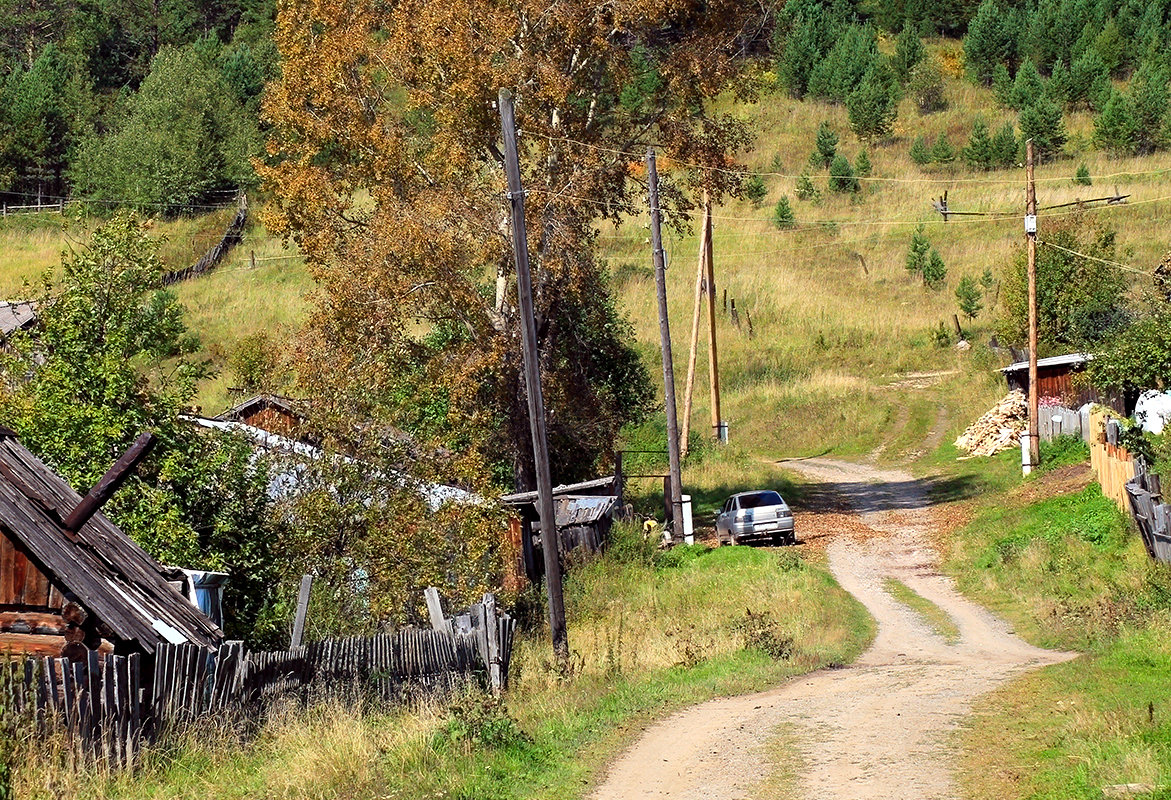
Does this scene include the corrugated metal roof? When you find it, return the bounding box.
[499,476,615,506]
[555,495,616,527]
[1000,352,1093,373]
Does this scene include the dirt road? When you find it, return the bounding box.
[591,458,1072,800]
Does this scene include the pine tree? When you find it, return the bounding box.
[1074,162,1092,185]
[1046,59,1071,108]
[930,133,955,164]
[1068,49,1108,109]
[1019,97,1066,160]
[855,148,872,178]
[1130,60,1170,155]
[828,154,859,192]
[964,0,1011,85]
[773,196,796,228]
[955,275,983,319]
[906,225,931,276]
[808,23,880,104]
[962,120,994,170]
[814,121,838,167]
[991,122,1018,167]
[795,170,821,202]
[1009,59,1045,110]
[892,22,925,84]
[980,266,996,292]
[992,63,1013,105]
[1093,19,1126,77]
[1093,89,1138,155]
[847,64,899,141]
[923,248,947,288]
[910,135,931,165]
[744,173,768,207]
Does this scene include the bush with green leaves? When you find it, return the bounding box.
[0,213,283,642]
[795,171,821,202]
[908,56,947,114]
[773,196,796,228]
[1074,163,1092,185]
[955,275,983,320]
[828,154,859,193]
[909,135,931,165]
[1093,89,1139,155]
[71,45,260,214]
[808,23,880,104]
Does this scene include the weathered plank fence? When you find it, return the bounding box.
[161,193,248,285]
[1125,463,1171,563]
[1090,414,1138,512]
[1038,404,1088,442]
[2,593,515,771]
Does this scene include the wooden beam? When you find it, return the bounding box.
[64,432,155,532]
[290,574,313,648]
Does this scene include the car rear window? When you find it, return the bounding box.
[738,491,784,509]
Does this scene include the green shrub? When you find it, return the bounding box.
[1074,162,1092,185]
[828,154,859,193]
[773,196,796,228]
[743,173,768,207]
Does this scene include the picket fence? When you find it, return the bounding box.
[2,596,515,771]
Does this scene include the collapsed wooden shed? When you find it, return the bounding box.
[215,393,309,440]
[0,300,36,346]
[501,477,618,581]
[0,427,223,659]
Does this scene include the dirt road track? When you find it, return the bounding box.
[591,458,1073,800]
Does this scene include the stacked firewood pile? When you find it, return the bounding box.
[955,391,1028,456]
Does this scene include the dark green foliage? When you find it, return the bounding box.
[892,23,925,83]
[1009,59,1046,110]
[619,44,665,113]
[743,173,768,207]
[1074,162,1092,185]
[996,220,1127,352]
[1093,89,1139,154]
[908,56,947,114]
[1019,97,1067,160]
[1091,304,1171,391]
[1068,50,1111,110]
[71,45,260,213]
[1130,61,1170,155]
[855,148,872,177]
[847,63,899,141]
[992,63,1013,104]
[991,122,1019,167]
[923,248,947,288]
[963,120,994,169]
[955,274,983,319]
[906,224,931,276]
[828,154,859,192]
[814,121,838,167]
[930,133,956,164]
[964,0,1014,85]
[909,135,931,165]
[1093,19,1127,77]
[931,320,953,347]
[795,171,821,202]
[773,196,796,228]
[808,23,880,104]
[0,214,282,641]
[773,0,849,98]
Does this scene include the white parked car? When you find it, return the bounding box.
[715,490,795,546]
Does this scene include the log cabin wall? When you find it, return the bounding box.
[0,527,72,655]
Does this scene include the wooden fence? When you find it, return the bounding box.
[2,594,514,771]
[1090,414,1137,512]
[1038,404,1088,442]
[1125,464,1171,563]
[161,194,248,285]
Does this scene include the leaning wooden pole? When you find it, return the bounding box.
[703,194,723,442]
[498,89,568,668]
[1025,138,1040,474]
[647,148,685,535]
[680,197,711,458]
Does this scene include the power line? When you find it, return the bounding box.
[1037,240,1151,276]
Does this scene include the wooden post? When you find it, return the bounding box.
[680,194,710,458]
[1025,138,1040,473]
[646,148,684,537]
[952,314,962,337]
[613,450,625,519]
[499,89,568,668]
[703,197,722,441]
[424,586,452,636]
[289,575,313,648]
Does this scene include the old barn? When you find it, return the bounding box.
[1000,353,1130,413]
[0,427,223,658]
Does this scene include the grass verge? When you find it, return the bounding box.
[946,463,1171,800]
[17,526,873,800]
[883,577,960,644]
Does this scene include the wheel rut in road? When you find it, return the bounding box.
[591,457,1073,800]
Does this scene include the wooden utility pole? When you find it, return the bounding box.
[498,90,568,667]
[703,193,723,442]
[680,196,712,457]
[646,148,685,535]
[1025,138,1040,474]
